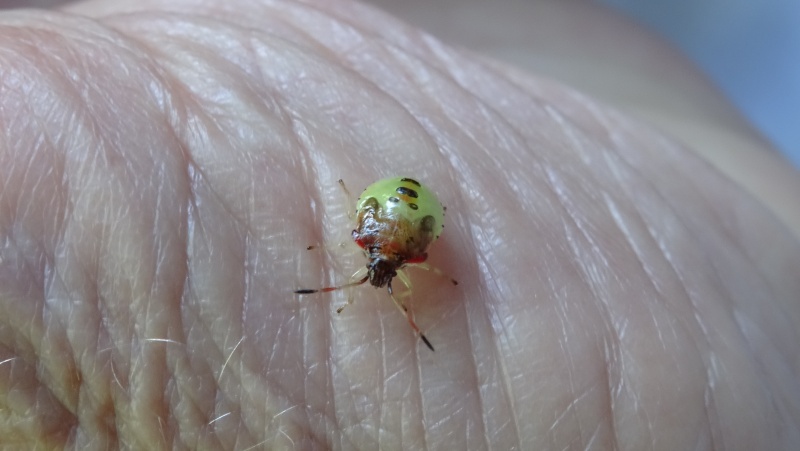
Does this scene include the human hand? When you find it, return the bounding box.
[1,0,798,448]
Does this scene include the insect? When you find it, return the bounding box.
[295,176,457,351]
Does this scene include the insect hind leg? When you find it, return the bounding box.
[387,280,434,352]
[393,270,415,312]
[412,262,458,286]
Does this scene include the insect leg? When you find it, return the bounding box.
[411,262,458,286]
[338,179,356,220]
[294,266,368,296]
[388,280,434,352]
[393,270,414,312]
[303,179,357,251]
[335,266,368,314]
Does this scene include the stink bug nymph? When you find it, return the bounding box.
[295,176,457,351]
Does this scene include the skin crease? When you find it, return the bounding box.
[0,0,798,449]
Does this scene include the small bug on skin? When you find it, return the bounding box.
[295,176,457,351]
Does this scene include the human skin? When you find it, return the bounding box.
[1,0,799,449]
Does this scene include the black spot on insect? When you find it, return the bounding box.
[400,178,421,187]
[396,186,418,198]
[409,203,419,210]
[388,196,400,203]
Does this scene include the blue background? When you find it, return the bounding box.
[600,0,800,167]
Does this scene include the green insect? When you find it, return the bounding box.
[295,177,457,351]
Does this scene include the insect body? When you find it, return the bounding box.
[295,177,457,351]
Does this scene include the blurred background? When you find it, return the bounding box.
[368,0,800,168]
[2,0,797,167]
[599,0,800,167]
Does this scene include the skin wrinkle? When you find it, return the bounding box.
[443,191,515,449]
[182,176,253,451]
[689,265,774,445]
[294,185,338,448]
[462,226,521,449]
[64,36,177,451]
[471,229,523,449]
[551,300,587,448]
[592,210,652,448]
[588,100,800,314]
[267,1,377,56]
[428,54,625,448]
[16,28,123,448]
[657,250,724,450]
[548,171,621,447]
[584,421,603,451]
[461,300,492,451]
[713,253,798,376]
[601,332,623,451]
[415,349,429,451]
[280,83,352,448]
[74,18,206,447]
[125,108,183,444]
[545,271,576,442]
[468,47,744,446]
[180,170,224,446]
[548,382,596,434]
[188,190,242,446]
[598,180,693,443]
[639,138,787,320]
[265,3,460,172]
[621,177,731,449]
[734,308,800,418]
[310,0,448,70]
[605,116,792,445]
[548,164,640,448]
[378,312,386,446]
[256,38,336,443]
[141,17,324,444]
[13,11,155,448]
[389,48,524,166]
[177,306,239,448]
[603,164,723,448]
[557,206,622,449]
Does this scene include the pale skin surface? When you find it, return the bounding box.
[1,0,799,449]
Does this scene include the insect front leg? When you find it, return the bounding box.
[303,179,357,251]
[338,179,356,220]
[335,266,368,314]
